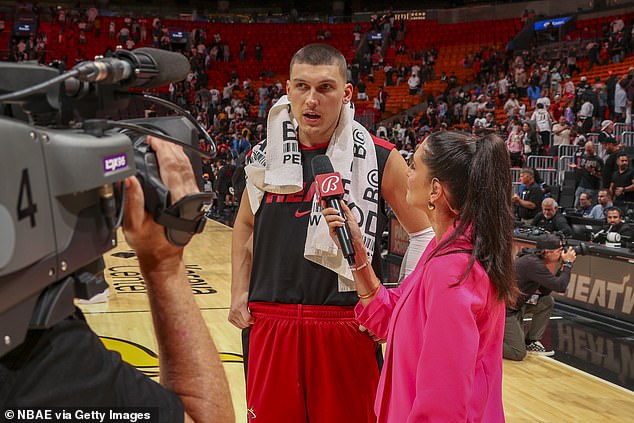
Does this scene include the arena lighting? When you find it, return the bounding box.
[534,16,572,31]
[393,11,427,21]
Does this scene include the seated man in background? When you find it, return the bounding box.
[601,206,632,241]
[503,234,577,360]
[588,189,614,220]
[512,168,543,224]
[531,198,573,236]
[575,192,594,217]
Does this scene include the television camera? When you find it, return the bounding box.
[0,48,215,358]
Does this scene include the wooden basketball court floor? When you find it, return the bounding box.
[81,220,634,422]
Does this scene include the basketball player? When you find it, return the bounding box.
[229,44,431,422]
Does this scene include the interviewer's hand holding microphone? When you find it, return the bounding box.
[316,155,385,343]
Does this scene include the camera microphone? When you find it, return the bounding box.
[72,47,191,89]
[311,154,356,266]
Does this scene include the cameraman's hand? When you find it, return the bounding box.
[123,136,198,263]
[321,200,364,248]
[561,246,577,263]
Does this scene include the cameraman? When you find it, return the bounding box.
[503,234,577,361]
[0,137,235,423]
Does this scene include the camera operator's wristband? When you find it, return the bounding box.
[562,261,573,269]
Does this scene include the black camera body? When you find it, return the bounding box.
[0,55,211,357]
[561,235,589,256]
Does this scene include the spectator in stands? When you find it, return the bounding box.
[463,95,478,126]
[214,157,234,222]
[504,234,577,360]
[624,69,634,126]
[599,119,618,145]
[536,87,551,109]
[589,189,614,220]
[564,98,575,125]
[108,20,116,40]
[550,68,563,96]
[378,86,388,112]
[610,152,634,209]
[356,78,368,101]
[513,168,542,224]
[576,192,594,217]
[614,70,631,123]
[569,140,603,205]
[531,102,552,148]
[587,41,600,70]
[551,116,571,156]
[254,42,262,61]
[506,123,524,167]
[407,72,420,95]
[480,112,499,134]
[577,95,594,134]
[504,92,519,119]
[527,81,541,109]
[384,63,394,86]
[516,67,528,98]
[601,130,623,189]
[606,70,618,119]
[563,75,575,97]
[603,206,633,240]
[522,121,540,156]
[550,94,562,121]
[567,48,580,76]
[532,198,573,236]
[611,16,625,34]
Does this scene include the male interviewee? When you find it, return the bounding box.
[228,43,431,423]
[0,137,234,423]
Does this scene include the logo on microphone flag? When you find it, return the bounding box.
[315,172,344,199]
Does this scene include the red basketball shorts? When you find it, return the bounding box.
[245,302,380,423]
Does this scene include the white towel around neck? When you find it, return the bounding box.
[245,95,379,291]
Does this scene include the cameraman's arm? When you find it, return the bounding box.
[123,137,234,423]
[540,248,577,293]
[228,190,255,329]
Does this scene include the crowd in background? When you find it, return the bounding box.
[3,4,634,225]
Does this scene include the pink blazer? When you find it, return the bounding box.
[356,229,506,422]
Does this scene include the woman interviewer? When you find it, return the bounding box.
[322,131,516,422]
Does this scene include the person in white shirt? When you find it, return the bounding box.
[551,116,571,156]
[611,16,625,34]
[408,73,420,95]
[530,102,552,148]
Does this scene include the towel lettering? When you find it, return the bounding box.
[353,128,366,159]
[282,121,301,164]
[363,187,379,204]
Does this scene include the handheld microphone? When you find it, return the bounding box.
[72,47,191,89]
[311,155,356,265]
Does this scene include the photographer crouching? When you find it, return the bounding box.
[0,137,235,423]
[503,234,577,361]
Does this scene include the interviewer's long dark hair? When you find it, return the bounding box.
[421,131,516,304]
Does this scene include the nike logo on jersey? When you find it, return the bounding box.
[295,209,311,218]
